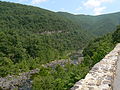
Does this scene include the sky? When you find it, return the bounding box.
[1,0,120,15]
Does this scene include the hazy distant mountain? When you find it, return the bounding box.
[58,12,120,36]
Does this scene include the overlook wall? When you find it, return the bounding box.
[71,43,120,90]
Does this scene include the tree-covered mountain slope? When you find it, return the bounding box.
[0,1,120,90]
[58,12,120,36]
[0,1,91,49]
[83,25,120,68]
[0,1,87,33]
[0,1,119,77]
[0,1,92,77]
[32,25,120,90]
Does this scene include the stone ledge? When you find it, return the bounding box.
[71,43,120,90]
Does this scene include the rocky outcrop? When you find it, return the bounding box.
[71,43,120,90]
[1,43,120,90]
[42,57,84,68]
[0,69,39,90]
[0,57,83,90]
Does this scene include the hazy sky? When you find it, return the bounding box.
[1,0,120,15]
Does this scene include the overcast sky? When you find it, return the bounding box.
[1,0,120,15]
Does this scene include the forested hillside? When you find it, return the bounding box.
[0,1,120,90]
[0,1,79,33]
[0,1,92,50]
[58,12,120,36]
[0,1,92,77]
[31,25,120,90]
[83,25,120,70]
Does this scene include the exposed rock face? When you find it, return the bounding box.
[71,43,120,90]
[0,58,83,90]
[42,57,84,68]
[0,47,83,90]
[0,69,39,90]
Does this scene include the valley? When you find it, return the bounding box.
[0,1,120,90]
[0,50,84,89]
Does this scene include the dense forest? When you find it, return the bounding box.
[58,12,120,36]
[0,1,91,77]
[0,1,120,90]
[31,26,120,90]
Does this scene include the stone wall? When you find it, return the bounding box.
[71,43,120,90]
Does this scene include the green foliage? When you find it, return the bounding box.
[32,64,89,90]
[0,1,89,34]
[58,12,120,36]
[0,1,91,77]
[83,34,115,68]
[112,26,120,43]
[80,25,120,88]
[0,1,120,90]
